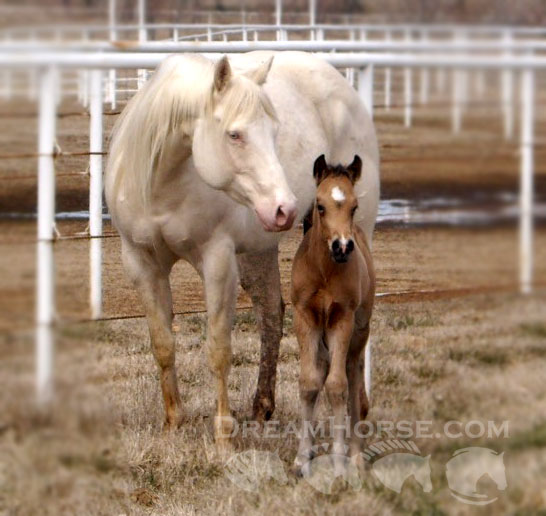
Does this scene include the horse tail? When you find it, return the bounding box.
[105,54,214,213]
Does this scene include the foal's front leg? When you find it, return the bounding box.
[293,307,327,474]
[202,240,238,452]
[325,312,354,474]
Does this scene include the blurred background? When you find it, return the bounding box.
[0,1,545,514]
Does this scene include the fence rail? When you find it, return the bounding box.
[0,39,542,402]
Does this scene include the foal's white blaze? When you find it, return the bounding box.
[331,186,346,203]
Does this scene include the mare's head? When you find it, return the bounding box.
[192,55,297,232]
[312,154,362,263]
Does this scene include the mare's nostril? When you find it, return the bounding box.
[347,240,354,253]
[275,206,288,226]
[332,240,340,252]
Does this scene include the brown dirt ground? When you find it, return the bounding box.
[1,222,546,334]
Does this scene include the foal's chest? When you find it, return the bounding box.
[307,286,358,329]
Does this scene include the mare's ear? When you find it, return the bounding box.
[214,55,232,93]
[313,154,328,185]
[247,56,274,86]
[347,155,362,184]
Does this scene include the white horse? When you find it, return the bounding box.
[105,51,379,450]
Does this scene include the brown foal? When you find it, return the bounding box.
[291,154,375,474]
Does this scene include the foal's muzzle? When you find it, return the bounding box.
[331,238,355,263]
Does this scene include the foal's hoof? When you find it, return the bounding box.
[162,413,184,432]
[215,437,235,461]
[252,395,275,423]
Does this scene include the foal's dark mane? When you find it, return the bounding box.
[323,164,353,182]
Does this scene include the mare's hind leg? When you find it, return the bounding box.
[238,246,284,422]
[347,323,370,458]
[202,240,238,451]
[122,240,183,429]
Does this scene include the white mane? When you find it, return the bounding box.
[106,54,276,211]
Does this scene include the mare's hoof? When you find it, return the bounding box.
[252,395,275,422]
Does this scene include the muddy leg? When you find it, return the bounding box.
[238,246,284,422]
[122,241,182,429]
[203,240,238,452]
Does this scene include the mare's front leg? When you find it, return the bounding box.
[122,240,183,429]
[293,306,327,474]
[325,310,354,474]
[202,239,238,452]
[238,246,284,422]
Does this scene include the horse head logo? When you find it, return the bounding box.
[446,447,507,505]
[371,452,432,493]
[301,443,361,494]
[224,450,288,492]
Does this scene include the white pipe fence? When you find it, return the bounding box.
[0,48,540,402]
[2,36,540,139]
[36,66,57,404]
[89,70,103,319]
[5,22,546,40]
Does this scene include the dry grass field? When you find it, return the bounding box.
[0,287,545,514]
[1,64,546,515]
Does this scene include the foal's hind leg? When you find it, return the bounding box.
[122,240,183,429]
[347,323,370,458]
[238,246,284,422]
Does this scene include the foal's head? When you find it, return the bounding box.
[312,154,362,263]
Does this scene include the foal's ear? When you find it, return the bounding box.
[313,154,328,185]
[214,55,232,93]
[247,56,274,86]
[347,155,362,184]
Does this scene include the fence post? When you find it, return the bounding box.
[27,30,39,101]
[404,30,412,127]
[452,66,463,134]
[419,30,429,104]
[137,0,147,89]
[2,33,12,100]
[309,0,316,40]
[108,0,117,110]
[36,66,57,404]
[358,65,374,119]
[519,68,534,294]
[502,30,514,140]
[89,70,103,319]
[384,30,391,110]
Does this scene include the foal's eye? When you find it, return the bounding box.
[317,204,325,215]
[351,206,358,217]
[228,131,241,141]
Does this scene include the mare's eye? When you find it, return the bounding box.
[228,131,241,141]
[351,206,357,217]
[317,204,325,215]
